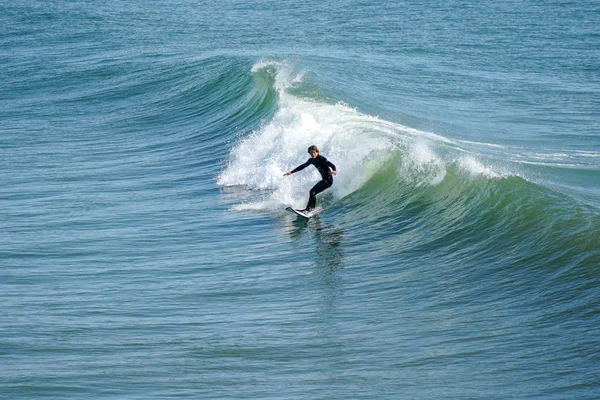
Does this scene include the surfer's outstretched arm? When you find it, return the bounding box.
[283,160,311,176]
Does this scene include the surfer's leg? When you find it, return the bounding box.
[306,180,332,211]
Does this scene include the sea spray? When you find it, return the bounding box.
[218,61,395,209]
[218,61,515,211]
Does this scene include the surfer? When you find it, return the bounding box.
[283,145,337,212]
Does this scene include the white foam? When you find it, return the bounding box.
[217,95,395,209]
[457,156,502,178]
[219,61,508,210]
[251,59,305,95]
[398,139,447,186]
[218,62,400,209]
[230,201,275,212]
[575,151,600,158]
[458,139,508,149]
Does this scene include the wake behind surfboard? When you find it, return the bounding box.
[286,207,311,219]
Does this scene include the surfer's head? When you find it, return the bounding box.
[308,145,319,158]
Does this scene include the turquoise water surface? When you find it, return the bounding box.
[2,1,599,398]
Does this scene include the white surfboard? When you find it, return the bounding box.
[285,207,311,219]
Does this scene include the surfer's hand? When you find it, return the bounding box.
[283,171,291,176]
[332,170,337,176]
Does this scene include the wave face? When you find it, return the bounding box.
[219,61,599,271]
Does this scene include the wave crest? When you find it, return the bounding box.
[218,61,514,211]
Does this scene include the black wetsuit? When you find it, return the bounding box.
[290,155,337,211]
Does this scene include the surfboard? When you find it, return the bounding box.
[286,207,311,219]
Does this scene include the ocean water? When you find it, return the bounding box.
[2,1,599,398]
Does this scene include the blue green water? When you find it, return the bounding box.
[2,1,599,398]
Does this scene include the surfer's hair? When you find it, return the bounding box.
[308,145,319,154]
